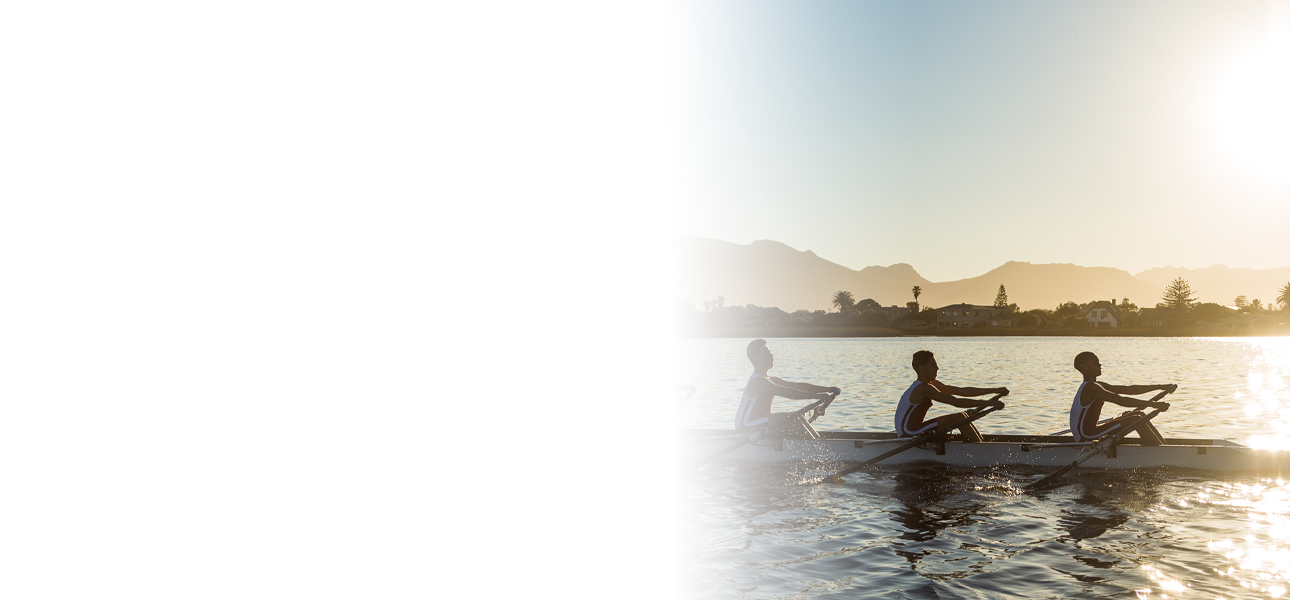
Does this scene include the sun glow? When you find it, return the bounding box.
[1211,31,1290,189]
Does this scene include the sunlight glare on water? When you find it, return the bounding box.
[1194,479,1290,598]
[1242,340,1290,451]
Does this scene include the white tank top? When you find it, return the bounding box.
[734,373,770,429]
[894,380,933,436]
[590,376,616,428]
[1070,382,1092,441]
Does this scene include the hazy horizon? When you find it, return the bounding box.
[674,1,1290,282]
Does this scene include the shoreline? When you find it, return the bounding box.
[25,325,1284,338]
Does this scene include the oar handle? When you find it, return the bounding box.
[809,389,842,422]
[1144,386,1174,407]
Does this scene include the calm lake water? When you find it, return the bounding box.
[22,335,1290,596]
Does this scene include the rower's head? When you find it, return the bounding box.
[1074,351,1102,379]
[603,348,629,376]
[482,381,510,410]
[912,350,938,381]
[747,338,774,371]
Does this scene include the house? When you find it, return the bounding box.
[986,313,1021,327]
[1082,300,1122,328]
[895,312,936,330]
[1218,314,1283,332]
[809,312,850,327]
[881,305,912,323]
[727,310,763,325]
[936,304,1010,328]
[1137,308,1190,328]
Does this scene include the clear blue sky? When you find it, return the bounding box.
[22,0,1290,281]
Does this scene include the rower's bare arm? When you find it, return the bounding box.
[1092,384,1169,409]
[1103,383,1175,395]
[768,377,841,396]
[752,378,832,401]
[922,385,1003,409]
[937,382,1010,397]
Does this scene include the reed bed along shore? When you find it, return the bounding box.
[22,325,1279,338]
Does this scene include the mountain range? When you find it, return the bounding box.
[22,221,1290,310]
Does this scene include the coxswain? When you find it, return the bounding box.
[737,335,846,438]
[1071,351,1174,445]
[446,384,521,430]
[590,348,696,433]
[895,350,1008,442]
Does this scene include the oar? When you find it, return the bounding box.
[697,394,835,467]
[1024,391,1172,491]
[814,394,1006,485]
[479,389,691,469]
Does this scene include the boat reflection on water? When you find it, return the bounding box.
[1057,470,1167,543]
[888,466,985,547]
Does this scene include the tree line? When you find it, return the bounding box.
[1159,278,1290,314]
[26,296,539,325]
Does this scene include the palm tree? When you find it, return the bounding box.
[911,286,922,312]
[1279,282,1290,311]
[832,290,855,312]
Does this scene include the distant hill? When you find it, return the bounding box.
[931,261,1161,312]
[1134,265,1290,306]
[27,220,1279,313]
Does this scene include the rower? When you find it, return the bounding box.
[896,350,1007,442]
[446,384,521,430]
[1071,351,1174,446]
[590,348,696,433]
[735,339,840,437]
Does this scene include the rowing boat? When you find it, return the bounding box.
[686,427,1290,472]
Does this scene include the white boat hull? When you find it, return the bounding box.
[687,430,1290,473]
